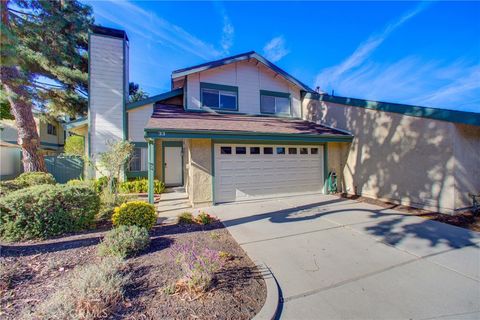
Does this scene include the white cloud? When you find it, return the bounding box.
[93,0,226,60]
[263,36,289,62]
[315,2,429,91]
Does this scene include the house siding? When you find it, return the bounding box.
[185,60,302,117]
[306,100,468,214]
[89,34,125,175]
[128,103,154,142]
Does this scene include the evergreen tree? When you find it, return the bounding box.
[129,82,149,102]
[0,0,93,171]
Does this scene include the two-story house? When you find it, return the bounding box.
[66,26,479,214]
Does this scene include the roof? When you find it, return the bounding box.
[91,25,129,41]
[144,104,352,142]
[303,93,480,127]
[63,117,88,130]
[126,88,183,110]
[0,140,20,148]
[171,51,315,93]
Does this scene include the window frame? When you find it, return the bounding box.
[260,90,291,116]
[129,147,147,172]
[47,123,57,136]
[200,82,239,111]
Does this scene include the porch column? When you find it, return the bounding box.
[147,138,155,204]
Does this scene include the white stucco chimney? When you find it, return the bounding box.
[88,26,129,178]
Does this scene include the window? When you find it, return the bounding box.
[300,148,308,155]
[311,148,319,155]
[288,147,297,154]
[236,147,246,154]
[264,147,273,154]
[201,84,238,110]
[221,146,232,154]
[47,123,57,136]
[260,91,291,115]
[129,147,147,172]
[276,147,285,154]
[250,147,260,154]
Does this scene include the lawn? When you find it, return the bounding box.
[0,220,266,319]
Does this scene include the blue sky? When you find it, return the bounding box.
[85,1,480,112]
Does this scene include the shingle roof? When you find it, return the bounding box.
[145,104,351,138]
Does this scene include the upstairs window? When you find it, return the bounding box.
[260,90,291,115]
[47,123,57,136]
[201,83,238,111]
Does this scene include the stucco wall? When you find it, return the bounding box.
[453,123,480,209]
[185,60,302,117]
[308,101,460,213]
[326,142,351,193]
[186,138,213,207]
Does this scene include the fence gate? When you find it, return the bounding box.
[45,156,84,183]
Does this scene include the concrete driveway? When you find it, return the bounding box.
[205,194,480,320]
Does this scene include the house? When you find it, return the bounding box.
[0,114,66,179]
[66,25,480,214]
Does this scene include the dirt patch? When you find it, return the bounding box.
[340,193,480,232]
[0,222,266,319]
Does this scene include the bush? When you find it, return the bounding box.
[195,212,215,225]
[15,171,56,186]
[178,212,194,224]
[0,184,100,241]
[171,242,223,293]
[112,201,156,230]
[119,178,165,194]
[67,179,95,189]
[64,135,85,156]
[33,258,127,320]
[0,180,23,197]
[94,176,118,194]
[98,225,150,258]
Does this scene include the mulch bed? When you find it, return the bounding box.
[0,221,266,320]
[340,193,480,232]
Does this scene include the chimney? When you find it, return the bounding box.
[88,26,129,178]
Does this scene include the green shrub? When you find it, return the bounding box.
[94,176,118,194]
[112,201,156,230]
[178,212,194,224]
[119,178,165,194]
[67,179,95,189]
[33,258,127,320]
[64,135,85,156]
[98,225,150,258]
[0,180,23,197]
[15,171,56,186]
[195,212,215,225]
[0,184,100,241]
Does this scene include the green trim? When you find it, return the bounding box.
[63,117,87,130]
[145,128,353,143]
[40,141,64,148]
[126,171,147,178]
[131,141,148,148]
[199,82,239,111]
[161,141,184,186]
[323,144,328,194]
[260,90,290,98]
[311,94,480,127]
[126,88,184,110]
[211,139,215,204]
[147,139,155,204]
[259,90,292,116]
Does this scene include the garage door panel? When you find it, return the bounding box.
[214,144,324,203]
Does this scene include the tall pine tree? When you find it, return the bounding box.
[0,0,93,171]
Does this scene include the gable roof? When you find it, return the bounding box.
[171,51,315,93]
[126,88,183,111]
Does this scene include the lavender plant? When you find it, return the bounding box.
[171,242,223,292]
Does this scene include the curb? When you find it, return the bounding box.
[252,263,281,320]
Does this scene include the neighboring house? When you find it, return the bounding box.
[0,114,66,178]
[65,26,479,214]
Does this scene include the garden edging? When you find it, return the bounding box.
[252,263,281,320]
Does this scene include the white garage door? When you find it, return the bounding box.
[214,144,324,203]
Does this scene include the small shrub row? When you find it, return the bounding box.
[119,178,165,194]
[98,225,150,259]
[177,211,216,225]
[33,258,127,320]
[0,171,55,196]
[0,184,100,241]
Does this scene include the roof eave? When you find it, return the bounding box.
[126,88,183,111]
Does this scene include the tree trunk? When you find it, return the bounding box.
[1,67,47,172]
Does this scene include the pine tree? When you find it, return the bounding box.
[0,0,93,171]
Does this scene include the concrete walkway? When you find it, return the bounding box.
[204,194,480,320]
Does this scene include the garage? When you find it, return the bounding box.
[214,143,325,203]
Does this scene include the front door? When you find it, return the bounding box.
[164,146,183,186]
